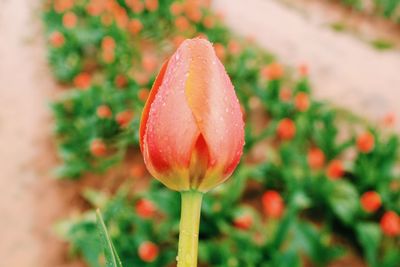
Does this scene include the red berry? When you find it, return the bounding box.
[90,139,107,157]
[233,214,253,230]
[262,191,284,219]
[357,132,374,153]
[138,241,159,262]
[135,199,156,219]
[380,211,400,237]
[326,159,344,179]
[360,191,381,213]
[277,118,296,140]
[308,148,325,170]
[294,92,310,112]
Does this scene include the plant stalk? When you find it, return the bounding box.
[177,190,203,267]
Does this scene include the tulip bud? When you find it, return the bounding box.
[233,213,253,230]
[360,191,381,213]
[357,132,374,153]
[262,190,285,219]
[139,38,244,193]
[90,139,107,157]
[276,118,296,140]
[380,211,400,237]
[326,159,344,179]
[308,148,325,170]
[138,241,159,262]
[135,199,157,218]
[294,92,310,112]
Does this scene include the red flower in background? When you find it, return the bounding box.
[175,16,190,32]
[90,139,107,157]
[96,105,112,119]
[380,211,400,237]
[227,40,241,55]
[279,87,292,102]
[294,92,310,112]
[128,19,143,35]
[139,38,244,192]
[126,0,144,13]
[54,0,74,13]
[383,112,396,127]
[74,72,91,89]
[326,159,344,179]
[213,43,226,61]
[135,199,157,218]
[62,12,77,29]
[138,241,159,262]
[357,132,375,153]
[115,74,128,88]
[145,0,158,12]
[262,190,285,219]
[203,15,215,29]
[360,191,381,213]
[308,148,325,170]
[170,2,183,16]
[298,63,309,77]
[261,62,284,80]
[277,118,296,140]
[116,110,134,128]
[49,31,65,48]
[138,88,150,102]
[233,213,253,230]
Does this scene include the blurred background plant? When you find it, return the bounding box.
[41,0,400,266]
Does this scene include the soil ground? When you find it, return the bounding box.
[0,0,399,266]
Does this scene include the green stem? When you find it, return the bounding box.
[177,190,203,267]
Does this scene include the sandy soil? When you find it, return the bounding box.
[213,0,400,132]
[0,0,399,266]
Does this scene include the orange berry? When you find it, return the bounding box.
[357,132,375,153]
[360,191,381,213]
[116,110,134,127]
[277,118,296,140]
[138,241,159,262]
[49,31,65,48]
[90,139,107,157]
[294,92,310,112]
[96,105,112,119]
[380,211,400,237]
[326,159,344,179]
[73,72,91,89]
[308,148,325,170]
[261,62,284,80]
[128,19,143,35]
[262,190,284,219]
[135,199,157,219]
[233,214,253,230]
[62,11,77,29]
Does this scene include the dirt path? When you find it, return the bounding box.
[213,0,400,132]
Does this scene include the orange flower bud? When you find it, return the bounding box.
[357,132,374,153]
[213,43,226,61]
[62,11,77,29]
[114,74,128,88]
[360,191,381,213]
[96,105,112,119]
[116,110,134,128]
[233,214,253,230]
[298,63,309,77]
[170,2,183,16]
[227,40,241,55]
[261,62,284,80]
[49,31,65,48]
[308,148,325,170]
[138,241,159,262]
[73,72,91,89]
[326,159,344,179]
[135,199,157,218]
[294,92,310,112]
[139,38,245,192]
[145,0,158,12]
[380,211,400,237]
[128,19,143,35]
[277,118,296,140]
[262,190,284,219]
[279,87,292,102]
[138,88,150,102]
[203,15,215,29]
[90,139,107,157]
[175,16,190,32]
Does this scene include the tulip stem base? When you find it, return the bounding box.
[177,190,203,267]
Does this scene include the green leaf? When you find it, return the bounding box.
[327,180,359,224]
[96,209,123,267]
[356,223,381,267]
